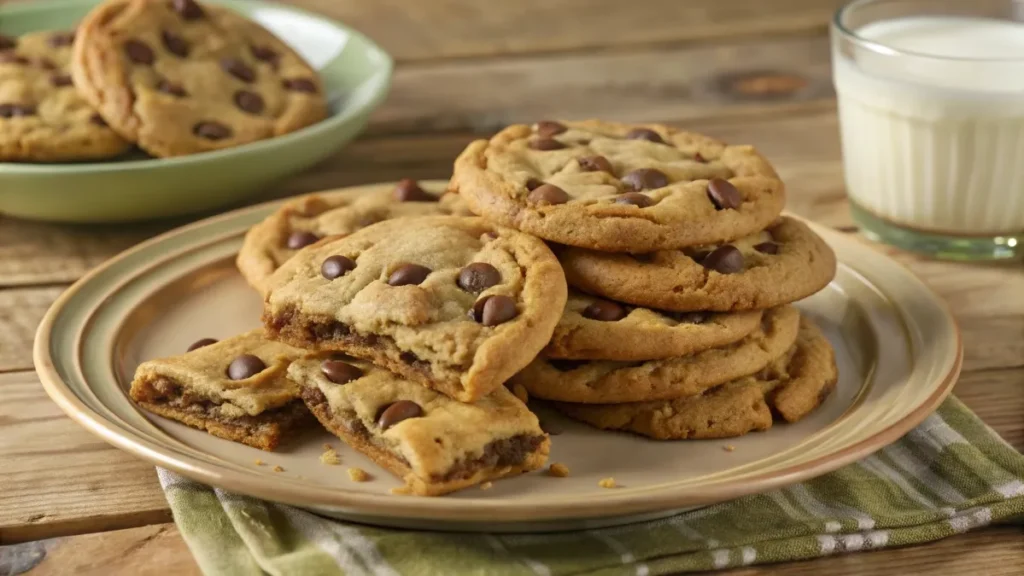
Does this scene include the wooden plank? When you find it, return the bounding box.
[11,521,1023,575]
[0,287,63,373]
[10,524,200,576]
[373,34,835,135]
[0,218,167,287]
[0,372,169,544]
[238,0,844,62]
[1,363,1018,544]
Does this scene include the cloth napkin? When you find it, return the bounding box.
[160,396,1024,576]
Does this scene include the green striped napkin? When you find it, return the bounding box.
[160,396,1024,575]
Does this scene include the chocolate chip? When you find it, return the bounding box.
[458,262,501,293]
[578,155,613,173]
[621,168,668,191]
[529,137,566,151]
[377,400,423,430]
[161,30,189,57]
[321,255,356,279]
[535,120,567,137]
[615,192,653,208]
[172,0,205,20]
[707,178,742,210]
[388,263,431,286]
[393,178,435,202]
[0,53,29,65]
[282,78,317,92]
[693,152,707,163]
[583,299,627,321]
[320,359,362,384]
[89,113,107,126]
[49,32,74,47]
[286,231,319,249]
[0,36,14,51]
[0,104,34,118]
[684,248,711,263]
[38,58,56,70]
[156,79,187,97]
[50,74,73,87]
[527,183,569,206]
[525,177,544,191]
[226,354,266,380]
[124,39,155,65]
[473,294,518,326]
[754,242,780,255]
[193,121,232,140]
[701,245,744,274]
[626,128,666,144]
[550,359,586,372]
[250,45,279,63]
[234,90,264,114]
[221,58,255,83]
[186,338,217,352]
[668,311,710,324]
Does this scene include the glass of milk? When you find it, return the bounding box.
[832,0,1024,260]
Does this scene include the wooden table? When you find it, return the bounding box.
[1,0,1022,574]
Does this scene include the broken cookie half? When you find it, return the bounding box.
[288,354,550,496]
[128,330,312,450]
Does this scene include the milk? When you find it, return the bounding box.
[833,16,1024,235]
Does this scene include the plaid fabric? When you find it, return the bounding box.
[160,396,1024,575]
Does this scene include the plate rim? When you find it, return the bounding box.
[33,183,964,523]
[0,0,394,176]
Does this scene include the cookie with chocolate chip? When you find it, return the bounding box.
[512,305,799,404]
[545,290,763,361]
[262,215,568,403]
[237,180,472,295]
[128,329,313,450]
[72,0,327,157]
[0,30,130,161]
[449,119,786,252]
[560,216,836,312]
[552,316,837,439]
[289,354,549,496]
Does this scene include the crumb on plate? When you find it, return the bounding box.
[320,447,341,466]
[548,462,570,478]
[480,481,494,490]
[598,477,617,489]
[273,465,285,472]
[254,459,266,466]
[348,467,371,482]
[724,445,736,452]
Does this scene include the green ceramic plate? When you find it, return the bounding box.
[0,0,392,223]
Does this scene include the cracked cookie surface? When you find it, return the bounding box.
[237,180,471,295]
[262,215,568,403]
[512,305,799,404]
[128,329,311,450]
[72,0,327,157]
[545,290,762,360]
[560,216,836,312]
[0,30,130,161]
[553,316,837,439]
[449,119,785,252]
[289,354,549,496]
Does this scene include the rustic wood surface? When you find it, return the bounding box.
[1,0,1022,574]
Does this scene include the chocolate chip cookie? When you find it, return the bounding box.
[512,305,799,404]
[0,30,130,161]
[552,316,837,439]
[72,0,327,157]
[237,180,471,295]
[560,216,836,312]
[449,119,786,252]
[128,330,312,450]
[289,354,549,496]
[545,290,763,361]
[262,215,568,403]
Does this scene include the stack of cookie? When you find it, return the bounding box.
[450,120,839,440]
[1,0,326,162]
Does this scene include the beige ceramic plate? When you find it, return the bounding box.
[35,181,962,532]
